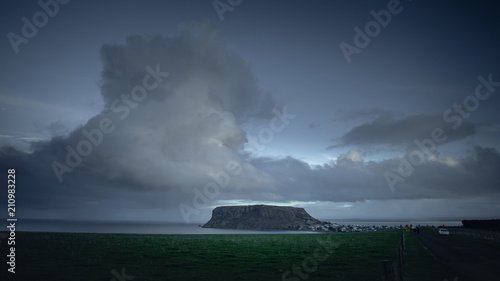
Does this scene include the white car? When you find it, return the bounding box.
[438,228,450,235]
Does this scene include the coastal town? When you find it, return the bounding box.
[301,221,406,233]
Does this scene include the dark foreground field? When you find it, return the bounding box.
[414,228,500,281]
[1,230,462,280]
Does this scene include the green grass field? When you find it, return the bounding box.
[1,230,452,281]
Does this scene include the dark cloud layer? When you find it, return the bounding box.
[331,114,477,148]
[1,16,499,222]
[1,21,276,220]
[250,147,500,203]
[98,21,273,121]
[332,108,402,122]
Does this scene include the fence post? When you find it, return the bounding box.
[398,247,404,281]
[380,260,398,281]
[401,232,404,251]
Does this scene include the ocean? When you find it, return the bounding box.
[330,219,464,227]
[12,218,463,234]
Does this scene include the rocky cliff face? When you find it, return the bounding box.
[202,205,322,230]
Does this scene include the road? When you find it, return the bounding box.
[415,229,500,281]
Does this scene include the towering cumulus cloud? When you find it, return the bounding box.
[0,20,275,220]
[1,20,499,222]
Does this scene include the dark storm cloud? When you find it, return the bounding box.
[0,21,277,219]
[332,108,402,122]
[37,120,70,137]
[478,123,500,132]
[401,146,500,197]
[330,114,477,148]
[1,3,499,222]
[308,122,320,129]
[248,146,500,203]
[98,20,272,121]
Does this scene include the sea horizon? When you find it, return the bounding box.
[5,218,465,235]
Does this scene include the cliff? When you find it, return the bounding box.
[202,205,322,230]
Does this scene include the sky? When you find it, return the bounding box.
[1,0,499,224]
